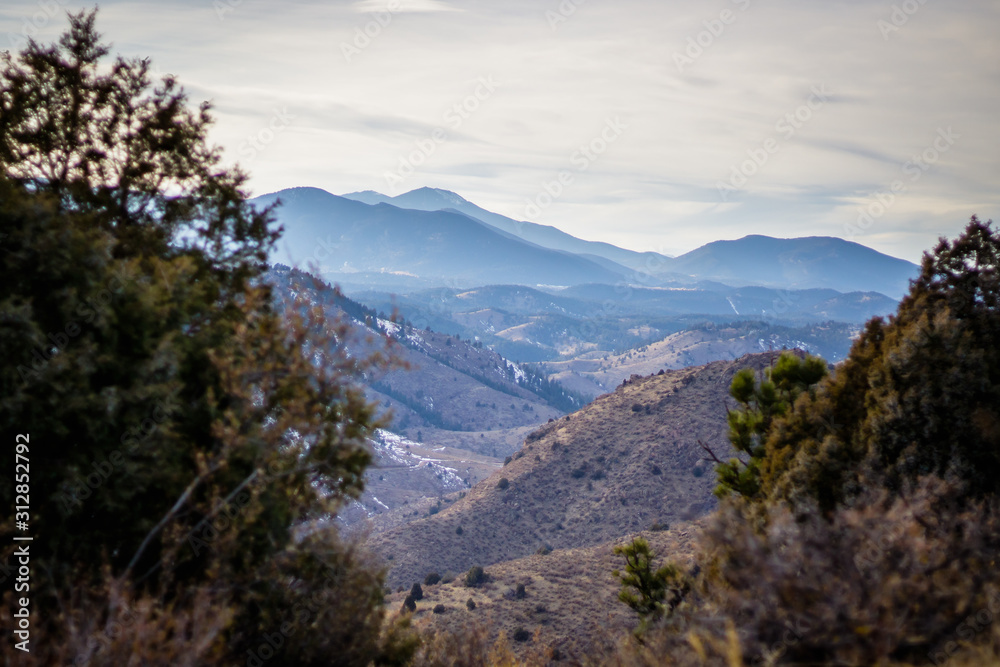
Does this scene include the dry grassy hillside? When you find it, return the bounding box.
[368,352,783,588]
[385,524,703,662]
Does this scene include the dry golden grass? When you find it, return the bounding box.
[386,523,704,663]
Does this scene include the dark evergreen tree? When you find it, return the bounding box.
[758,217,1000,511]
[0,11,404,665]
[713,352,828,501]
[612,538,685,633]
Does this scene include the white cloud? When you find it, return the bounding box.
[0,0,996,262]
[352,0,461,13]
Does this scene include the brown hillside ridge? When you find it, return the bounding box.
[368,351,792,589]
[386,523,704,662]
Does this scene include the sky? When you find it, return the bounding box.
[2,0,998,262]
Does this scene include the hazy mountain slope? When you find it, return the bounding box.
[265,265,578,435]
[338,189,392,205]
[367,326,568,432]
[254,187,627,287]
[556,283,897,321]
[448,285,596,318]
[355,282,894,333]
[339,188,919,297]
[539,322,858,398]
[368,353,781,588]
[666,234,918,298]
[342,187,672,273]
[349,282,893,364]
[338,430,501,527]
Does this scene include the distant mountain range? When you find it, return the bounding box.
[351,282,894,363]
[254,187,627,288]
[667,234,918,299]
[342,187,671,275]
[253,186,919,299]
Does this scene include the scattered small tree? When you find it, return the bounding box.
[424,572,441,586]
[465,566,487,588]
[409,583,423,601]
[613,538,685,632]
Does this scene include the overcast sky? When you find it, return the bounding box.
[2,0,998,261]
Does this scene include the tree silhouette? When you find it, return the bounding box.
[0,11,399,664]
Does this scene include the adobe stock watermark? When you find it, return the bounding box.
[749,618,812,666]
[4,0,71,51]
[845,126,958,240]
[238,108,296,163]
[71,603,140,666]
[929,589,1000,666]
[186,458,295,557]
[546,0,588,31]
[383,75,500,191]
[214,0,244,21]
[15,263,139,383]
[716,84,830,202]
[673,0,751,73]
[56,399,178,513]
[521,116,628,221]
[244,564,352,666]
[296,232,344,272]
[852,520,909,573]
[877,0,931,40]
[341,0,403,62]
[186,487,255,557]
[763,289,802,323]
